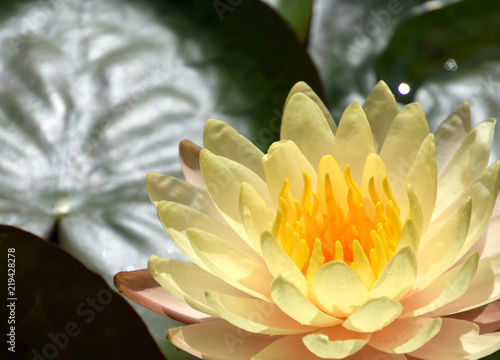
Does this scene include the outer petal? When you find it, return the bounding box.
[369,317,442,354]
[408,318,500,360]
[284,81,336,133]
[448,300,500,334]
[205,291,316,335]
[114,269,209,324]
[188,228,274,300]
[379,103,429,194]
[436,119,496,211]
[434,102,471,176]
[362,80,399,152]
[148,256,248,317]
[146,172,223,221]
[401,252,479,317]
[270,274,342,327]
[203,118,266,180]
[200,148,273,236]
[281,92,335,168]
[311,261,369,317]
[168,320,277,360]
[179,139,205,188]
[332,101,375,183]
[302,327,370,359]
[263,140,317,207]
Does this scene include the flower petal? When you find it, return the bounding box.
[188,228,273,300]
[369,317,442,354]
[148,256,247,318]
[168,320,276,360]
[332,101,375,183]
[263,140,317,208]
[205,291,316,335]
[434,101,471,177]
[281,92,335,168]
[401,252,479,317]
[395,133,437,232]
[362,80,399,152]
[408,318,500,360]
[252,334,324,360]
[284,81,336,133]
[200,148,273,236]
[203,118,266,180]
[342,297,403,333]
[239,182,275,255]
[260,230,307,292]
[369,245,417,300]
[415,199,471,291]
[448,300,500,334]
[311,261,368,317]
[146,172,222,220]
[157,200,253,270]
[270,274,342,327]
[114,269,209,324]
[437,119,496,211]
[179,139,205,188]
[380,103,429,194]
[302,327,370,359]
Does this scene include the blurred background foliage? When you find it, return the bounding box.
[0,0,499,358]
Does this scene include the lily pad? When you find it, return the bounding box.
[1,225,165,360]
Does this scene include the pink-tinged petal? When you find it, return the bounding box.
[114,269,209,324]
[408,318,500,360]
[447,299,500,334]
[252,334,325,360]
[302,326,370,359]
[168,320,277,360]
[467,193,500,260]
[179,139,205,188]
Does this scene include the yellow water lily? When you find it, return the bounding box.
[115,81,500,359]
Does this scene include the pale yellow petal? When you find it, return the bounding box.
[429,161,500,260]
[360,154,389,217]
[284,81,336,133]
[311,261,368,317]
[401,252,479,317]
[352,240,376,289]
[343,297,402,333]
[200,149,273,236]
[395,133,437,231]
[270,274,342,327]
[362,80,400,152]
[434,102,471,176]
[369,317,442,354]
[146,172,223,221]
[302,327,370,359]
[379,103,429,193]
[168,320,275,360]
[188,228,273,300]
[260,231,307,293]
[205,291,315,335]
[239,183,275,255]
[437,119,496,210]
[408,318,500,360]
[414,199,471,291]
[262,140,317,208]
[148,256,246,317]
[203,118,266,180]
[251,334,325,360]
[281,92,335,168]
[317,155,349,214]
[332,101,375,183]
[395,218,420,254]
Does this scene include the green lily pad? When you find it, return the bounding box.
[1,225,165,360]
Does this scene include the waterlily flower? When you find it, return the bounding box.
[115,81,500,360]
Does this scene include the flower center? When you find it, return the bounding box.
[271,155,402,287]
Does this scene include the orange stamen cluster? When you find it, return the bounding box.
[272,163,403,284]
